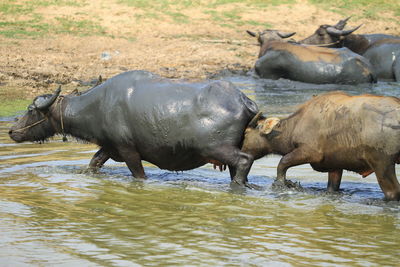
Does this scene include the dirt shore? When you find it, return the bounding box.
[0,1,399,99]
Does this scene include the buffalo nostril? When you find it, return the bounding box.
[8,130,12,135]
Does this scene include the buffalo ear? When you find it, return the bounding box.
[259,117,280,135]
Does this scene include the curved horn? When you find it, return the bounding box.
[334,16,352,30]
[277,31,296,39]
[34,86,61,110]
[248,111,264,128]
[93,75,103,87]
[326,24,362,36]
[246,30,257,37]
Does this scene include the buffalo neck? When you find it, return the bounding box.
[268,117,297,156]
[52,90,105,144]
[342,34,370,54]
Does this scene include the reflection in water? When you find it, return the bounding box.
[1,78,400,266]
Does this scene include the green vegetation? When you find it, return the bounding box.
[0,0,283,38]
[54,16,105,36]
[208,0,295,8]
[165,11,190,24]
[0,16,105,38]
[309,0,400,22]
[1,0,397,39]
[0,74,35,116]
[0,99,30,117]
[0,0,104,38]
[203,9,270,28]
[119,0,289,28]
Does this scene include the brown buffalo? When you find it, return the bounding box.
[242,91,400,201]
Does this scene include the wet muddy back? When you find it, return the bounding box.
[1,77,400,266]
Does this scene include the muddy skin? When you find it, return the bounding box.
[241,91,400,201]
[9,70,259,188]
[247,29,376,84]
[300,17,400,54]
[300,17,400,82]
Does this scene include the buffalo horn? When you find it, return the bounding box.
[248,111,264,128]
[334,16,352,30]
[277,31,296,39]
[94,75,103,86]
[35,86,62,110]
[326,24,362,36]
[246,30,257,37]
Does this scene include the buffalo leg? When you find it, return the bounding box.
[371,161,400,201]
[205,146,254,188]
[231,151,254,188]
[275,146,323,187]
[118,146,147,179]
[88,148,110,171]
[228,165,237,180]
[327,170,343,192]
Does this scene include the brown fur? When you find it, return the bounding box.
[269,42,342,63]
[242,91,400,200]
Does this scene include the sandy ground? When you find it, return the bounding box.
[0,1,399,98]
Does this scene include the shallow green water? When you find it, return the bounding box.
[1,78,400,266]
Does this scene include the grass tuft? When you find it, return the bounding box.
[54,16,106,36]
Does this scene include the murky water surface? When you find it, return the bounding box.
[1,77,400,266]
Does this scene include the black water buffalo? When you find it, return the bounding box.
[9,70,259,187]
[362,39,400,81]
[241,91,400,201]
[247,29,376,84]
[300,17,400,81]
[300,16,400,54]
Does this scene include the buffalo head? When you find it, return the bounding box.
[9,87,61,143]
[300,17,361,46]
[240,112,282,160]
[247,29,296,57]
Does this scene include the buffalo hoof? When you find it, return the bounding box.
[230,180,262,190]
[271,179,303,191]
[246,183,263,190]
[82,167,101,174]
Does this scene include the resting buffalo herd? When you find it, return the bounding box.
[247,17,400,84]
[8,17,400,201]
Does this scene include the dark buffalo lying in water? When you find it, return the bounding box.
[9,70,259,187]
[247,29,376,84]
[241,91,400,201]
[300,17,400,81]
